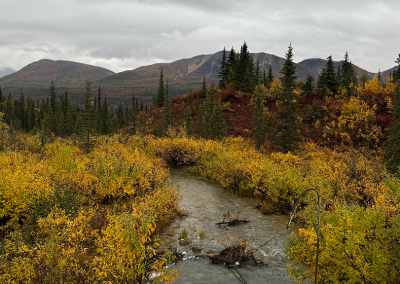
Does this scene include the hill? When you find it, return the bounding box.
[0,53,396,104]
[0,59,114,98]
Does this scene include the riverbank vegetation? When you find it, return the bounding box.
[0,129,180,283]
[1,43,400,283]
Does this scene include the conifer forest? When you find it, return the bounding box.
[1,43,400,283]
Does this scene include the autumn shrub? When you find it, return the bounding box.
[0,134,180,283]
[152,136,398,214]
[0,151,55,229]
[288,205,400,284]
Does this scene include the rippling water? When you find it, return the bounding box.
[159,169,300,284]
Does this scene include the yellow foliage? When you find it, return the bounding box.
[288,205,400,283]
[266,78,283,100]
[364,78,384,94]
[385,76,396,94]
[323,97,382,148]
[151,136,398,215]
[0,134,180,283]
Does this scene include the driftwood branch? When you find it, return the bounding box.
[216,218,250,226]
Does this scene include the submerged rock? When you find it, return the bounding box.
[191,246,202,252]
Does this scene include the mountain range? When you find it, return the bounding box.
[0,51,397,105]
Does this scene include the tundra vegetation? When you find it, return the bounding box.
[1,45,400,283]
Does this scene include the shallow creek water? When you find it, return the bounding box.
[159,169,299,284]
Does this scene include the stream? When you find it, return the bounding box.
[159,169,299,284]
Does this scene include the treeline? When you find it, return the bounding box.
[0,81,142,137]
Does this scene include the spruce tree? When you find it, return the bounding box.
[27,98,36,132]
[43,104,54,136]
[101,95,111,135]
[64,93,74,136]
[210,100,225,140]
[267,65,274,85]
[226,47,236,85]
[336,65,342,88]
[323,55,338,95]
[56,103,65,136]
[393,54,400,83]
[199,77,207,98]
[218,47,229,89]
[97,86,102,111]
[80,81,96,153]
[262,70,267,86]
[49,80,56,111]
[199,83,221,139]
[93,99,101,135]
[302,74,315,96]
[254,57,261,86]
[269,44,303,153]
[378,70,382,85]
[165,80,169,105]
[308,100,322,121]
[156,68,166,107]
[153,101,173,137]
[233,42,255,92]
[384,83,400,174]
[341,52,357,94]
[117,103,124,127]
[129,92,138,135]
[253,85,268,149]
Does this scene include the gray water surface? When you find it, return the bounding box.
[160,169,297,284]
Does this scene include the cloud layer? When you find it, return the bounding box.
[1,0,399,73]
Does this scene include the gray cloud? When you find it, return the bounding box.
[0,0,399,73]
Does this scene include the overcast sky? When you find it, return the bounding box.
[0,0,399,74]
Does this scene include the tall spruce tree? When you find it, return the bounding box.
[153,101,173,137]
[253,85,268,149]
[340,52,357,94]
[211,100,225,140]
[378,70,382,85]
[393,54,400,83]
[55,103,65,136]
[49,80,56,111]
[232,42,254,92]
[226,47,236,85]
[199,84,216,139]
[64,93,74,136]
[27,98,36,132]
[80,81,96,153]
[254,57,261,86]
[269,44,303,153]
[322,55,338,95]
[156,68,166,107]
[165,80,169,104]
[218,47,229,89]
[262,70,267,86]
[267,65,274,85]
[302,74,315,96]
[101,95,110,134]
[384,83,400,173]
[129,92,138,135]
[199,77,207,98]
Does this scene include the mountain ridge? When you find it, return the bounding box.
[0,52,397,103]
